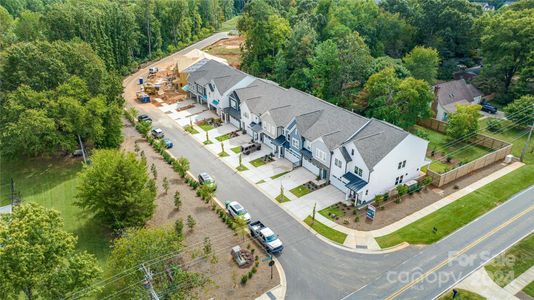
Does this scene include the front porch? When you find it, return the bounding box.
[341,172,368,206]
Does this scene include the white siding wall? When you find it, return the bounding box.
[310,138,331,168]
[240,103,253,135]
[436,103,447,121]
[362,135,428,202]
[329,148,347,182]
[344,144,370,181]
[218,76,256,110]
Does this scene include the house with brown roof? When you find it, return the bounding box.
[433,79,484,121]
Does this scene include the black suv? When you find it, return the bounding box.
[480,102,497,114]
[137,114,152,123]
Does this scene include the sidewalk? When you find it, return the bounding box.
[504,265,534,296]
[369,161,524,238]
[456,268,519,300]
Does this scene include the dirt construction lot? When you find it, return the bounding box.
[204,36,244,68]
[121,120,279,299]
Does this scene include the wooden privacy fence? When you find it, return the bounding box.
[418,119,513,187]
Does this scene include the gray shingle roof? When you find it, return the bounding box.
[435,79,483,108]
[349,119,409,170]
[187,60,248,94]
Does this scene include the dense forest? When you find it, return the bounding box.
[237,0,533,124]
[0,0,242,157]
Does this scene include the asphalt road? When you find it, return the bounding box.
[123,33,534,300]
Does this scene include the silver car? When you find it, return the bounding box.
[226,201,251,223]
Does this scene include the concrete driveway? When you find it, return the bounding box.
[123,33,534,300]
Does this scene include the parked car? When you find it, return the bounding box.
[249,220,283,254]
[137,114,152,123]
[225,201,251,223]
[198,172,214,185]
[241,142,261,155]
[151,128,164,139]
[162,138,173,149]
[480,101,497,114]
[148,67,159,75]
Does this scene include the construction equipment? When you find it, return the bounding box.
[143,83,160,95]
[136,91,150,103]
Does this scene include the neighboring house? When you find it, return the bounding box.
[433,79,484,121]
[187,61,430,205]
[453,65,481,81]
[174,49,227,89]
[186,60,254,123]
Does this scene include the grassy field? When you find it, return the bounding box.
[219,16,240,32]
[304,216,347,244]
[437,289,485,300]
[184,125,199,134]
[414,126,494,173]
[485,233,534,287]
[218,151,229,157]
[236,165,248,172]
[290,184,311,198]
[215,133,231,142]
[319,204,346,221]
[199,124,214,131]
[0,157,110,266]
[479,118,534,165]
[376,165,534,248]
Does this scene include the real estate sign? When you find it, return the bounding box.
[367,204,376,220]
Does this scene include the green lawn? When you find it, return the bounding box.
[290,184,311,198]
[199,123,214,131]
[376,165,534,248]
[203,139,213,145]
[236,165,248,172]
[275,193,291,203]
[215,134,231,142]
[256,179,266,184]
[184,125,199,134]
[304,216,347,244]
[0,157,110,267]
[250,157,268,167]
[231,146,241,154]
[479,118,534,165]
[523,281,534,297]
[271,171,290,180]
[437,289,485,300]
[219,16,240,32]
[414,126,494,173]
[319,204,346,221]
[485,233,534,287]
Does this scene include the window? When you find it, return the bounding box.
[395,175,405,185]
[292,137,299,148]
[398,160,407,169]
[244,112,249,118]
[402,160,406,168]
[351,149,354,155]
[354,166,363,177]
[315,149,326,161]
[398,162,402,169]
[334,158,342,168]
[365,190,368,196]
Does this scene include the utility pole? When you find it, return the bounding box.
[520,119,534,162]
[140,264,160,300]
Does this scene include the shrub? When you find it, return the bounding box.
[241,275,248,285]
[251,267,257,274]
[255,261,259,267]
[174,191,181,210]
[487,119,503,132]
[248,272,253,279]
[187,215,196,231]
[354,216,359,222]
[203,237,212,255]
[343,220,349,225]
[415,129,430,140]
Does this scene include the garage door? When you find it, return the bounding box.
[230,116,240,128]
[285,148,301,164]
[302,158,319,176]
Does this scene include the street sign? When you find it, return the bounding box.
[367,204,376,220]
[261,255,272,262]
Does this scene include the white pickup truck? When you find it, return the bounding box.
[248,220,283,254]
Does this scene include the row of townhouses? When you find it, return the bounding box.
[184,59,430,205]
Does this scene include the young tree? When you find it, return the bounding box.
[162,177,170,194]
[187,215,196,231]
[174,191,182,210]
[306,39,341,100]
[76,149,156,229]
[0,203,101,299]
[234,216,248,241]
[151,163,158,179]
[311,202,317,225]
[403,46,440,84]
[446,104,481,140]
[505,95,534,127]
[175,218,184,237]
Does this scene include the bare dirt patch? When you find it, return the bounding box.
[327,162,508,231]
[121,121,279,299]
[204,36,244,69]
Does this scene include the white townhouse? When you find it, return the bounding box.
[186,60,430,205]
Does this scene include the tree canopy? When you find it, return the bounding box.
[446,104,481,139]
[0,203,101,299]
[76,149,156,229]
[403,46,440,85]
[505,95,534,127]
